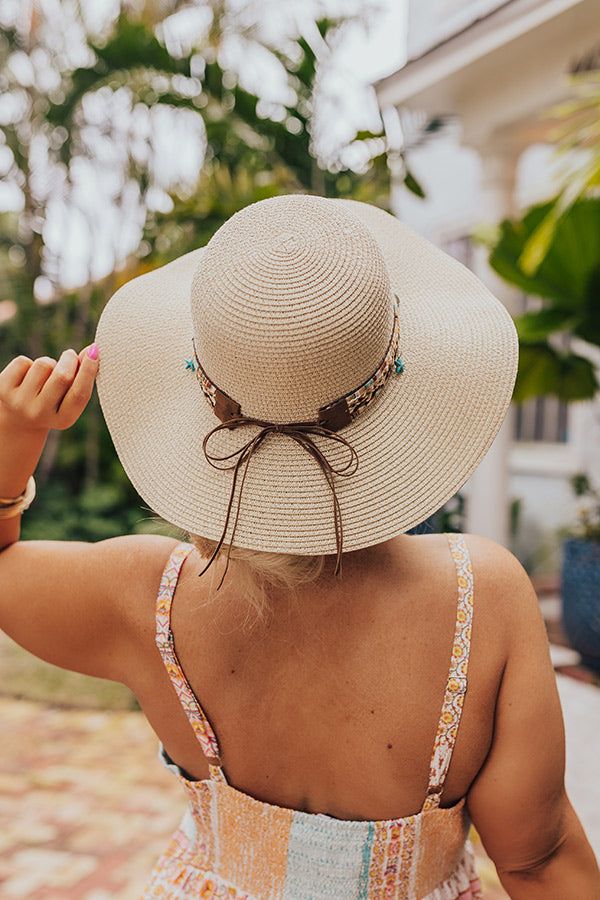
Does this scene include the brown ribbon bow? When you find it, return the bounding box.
[198,415,360,589]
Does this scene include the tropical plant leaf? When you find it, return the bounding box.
[404,168,425,198]
[490,197,600,307]
[561,352,599,399]
[513,344,562,401]
[513,343,598,402]
[515,308,577,343]
[519,155,600,274]
[518,69,600,275]
[572,265,600,346]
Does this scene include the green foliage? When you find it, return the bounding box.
[491,198,600,307]
[0,4,421,555]
[514,343,597,402]
[568,472,600,542]
[141,20,396,264]
[46,13,191,129]
[489,197,600,402]
[519,70,600,274]
[488,69,600,403]
[403,169,425,199]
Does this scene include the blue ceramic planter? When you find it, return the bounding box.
[560,538,600,674]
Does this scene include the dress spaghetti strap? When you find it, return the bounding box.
[155,541,228,784]
[421,532,474,812]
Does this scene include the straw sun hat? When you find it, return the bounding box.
[95,193,518,580]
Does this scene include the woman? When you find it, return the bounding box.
[0,194,598,899]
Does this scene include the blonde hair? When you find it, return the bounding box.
[185,533,329,630]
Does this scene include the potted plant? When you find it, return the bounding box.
[561,474,600,673]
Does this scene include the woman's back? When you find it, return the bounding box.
[123,531,505,897]
[131,532,501,822]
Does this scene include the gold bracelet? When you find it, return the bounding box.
[0,476,36,519]
[0,481,28,504]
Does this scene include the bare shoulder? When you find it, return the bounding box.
[0,532,182,683]
[460,532,540,609]
[459,533,546,662]
[402,530,527,585]
[107,533,192,686]
[104,532,183,630]
[403,531,540,644]
[61,531,185,638]
[106,531,182,571]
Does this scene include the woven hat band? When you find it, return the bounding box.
[191,294,403,433]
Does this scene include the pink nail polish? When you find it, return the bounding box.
[87,342,98,360]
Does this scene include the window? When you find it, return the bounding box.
[514,395,568,443]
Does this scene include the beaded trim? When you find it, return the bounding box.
[185,294,404,431]
[325,294,402,422]
[188,352,217,408]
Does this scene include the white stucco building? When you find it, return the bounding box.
[374,0,600,572]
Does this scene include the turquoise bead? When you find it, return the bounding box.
[184,357,196,371]
[394,356,405,374]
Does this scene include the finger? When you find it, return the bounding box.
[18,356,58,401]
[0,355,34,392]
[56,344,99,422]
[39,348,80,410]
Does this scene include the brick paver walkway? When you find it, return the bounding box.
[0,698,184,898]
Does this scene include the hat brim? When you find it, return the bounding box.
[95,198,518,555]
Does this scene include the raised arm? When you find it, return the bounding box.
[465,536,600,898]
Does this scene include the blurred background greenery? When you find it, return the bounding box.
[0,1,437,710]
[0,0,433,545]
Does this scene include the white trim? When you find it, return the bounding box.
[509,441,580,477]
[375,0,588,107]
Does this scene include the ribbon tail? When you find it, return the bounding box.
[196,460,242,581]
[198,429,269,590]
[199,418,359,589]
[214,431,268,590]
[290,433,346,578]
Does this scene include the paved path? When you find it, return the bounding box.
[556,673,600,850]
[0,698,183,898]
[0,666,597,897]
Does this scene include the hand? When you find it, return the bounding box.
[0,344,100,433]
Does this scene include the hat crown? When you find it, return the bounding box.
[191,194,395,422]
